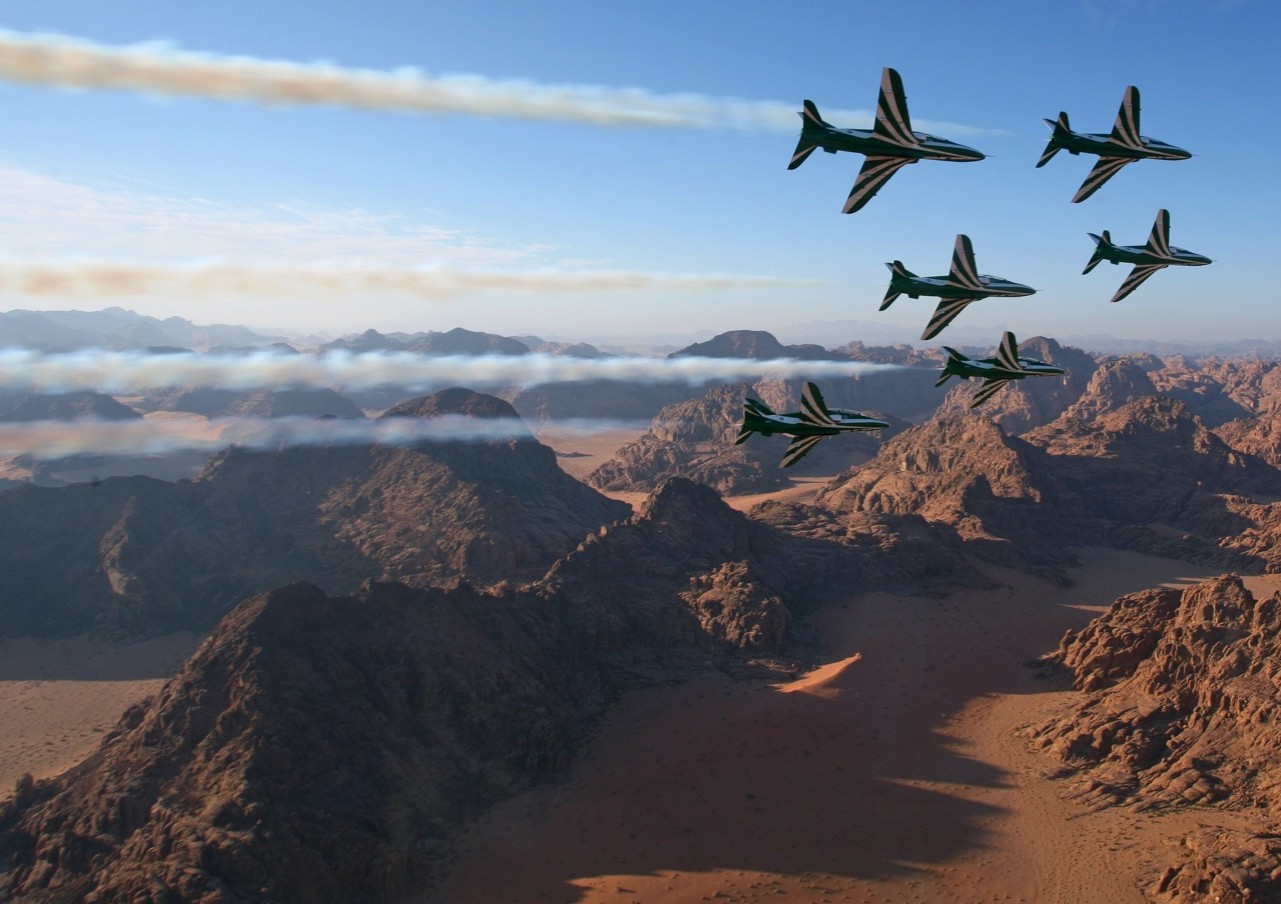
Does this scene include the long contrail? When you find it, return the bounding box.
[0,30,1000,135]
[0,414,653,459]
[0,262,815,300]
[0,348,906,394]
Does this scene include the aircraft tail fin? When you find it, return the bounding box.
[737,397,774,444]
[1036,113,1071,167]
[881,261,914,310]
[1083,230,1111,274]
[788,100,828,169]
[935,346,967,386]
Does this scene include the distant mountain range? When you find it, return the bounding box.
[7,307,1281,358]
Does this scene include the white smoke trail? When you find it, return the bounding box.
[0,262,815,300]
[0,30,1001,136]
[0,414,654,459]
[0,348,905,394]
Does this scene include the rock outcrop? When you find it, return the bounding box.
[0,389,627,636]
[1028,574,1281,900]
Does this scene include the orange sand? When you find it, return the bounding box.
[0,633,200,793]
[434,549,1223,904]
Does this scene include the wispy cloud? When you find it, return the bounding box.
[0,30,1001,136]
[0,348,904,394]
[0,414,651,459]
[0,262,815,301]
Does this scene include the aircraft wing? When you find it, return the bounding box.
[799,381,837,426]
[1108,85,1143,150]
[946,234,984,291]
[781,434,826,469]
[971,378,1011,407]
[844,155,913,214]
[1111,264,1166,303]
[1072,156,1136,203]
[921,297,979,340]
[994,331,1022,371]
[871,67,916,146]
[1144,208,1172,256]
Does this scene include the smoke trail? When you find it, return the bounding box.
[0,348,907,394]
[0,414,654,460]
[0,262,815,300]
[0,30,1000,135]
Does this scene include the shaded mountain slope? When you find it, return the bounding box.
[0,389,627,636]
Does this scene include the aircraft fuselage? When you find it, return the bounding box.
[942,356,1065,382]
[1056,130,1191,161]
[807,123,984,163]
[1095,242,1212,267]
[889,273,1036,301]
[743,409,889,438]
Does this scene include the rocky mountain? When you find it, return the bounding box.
[669,329,838,361]
[0,307,275,352]
[1215,410,1281,467]
[0,391,141,422]
[1027,574,1281,901]
[0,389,628,636]
[0,476,991,902]
[138,386,365,419]
[325,326,530,357]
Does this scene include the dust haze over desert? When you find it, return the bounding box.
[3,4,1281,904]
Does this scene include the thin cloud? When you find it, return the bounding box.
[0,348,906,394]
[0,262,817,301]
[0,414,652,459]
[0,30,1003,136]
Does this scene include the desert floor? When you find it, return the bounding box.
[0,633,201,793]
[4,444,1279,903]
[435,550,1279,904]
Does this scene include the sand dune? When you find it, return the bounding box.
[435,549,1220,903]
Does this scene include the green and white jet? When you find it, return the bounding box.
[881,234,1037,340]
[736,381,889,468]
[1037,85,1192,203]
[936,332,1066,407]
[789,67,985,214]
[1083,208,1211,303]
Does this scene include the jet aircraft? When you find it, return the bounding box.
[936,332,1066,407]
[1083,208,1211,303]
[882,234,1036,340]
[736,381,889,468]
[789,67,985,214]
[1037,85,1191,203]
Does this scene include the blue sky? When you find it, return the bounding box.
[0,0,1272,348]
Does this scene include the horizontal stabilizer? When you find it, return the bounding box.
[1083,232,1108,274]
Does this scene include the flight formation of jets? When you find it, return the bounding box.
[744,67,1210,467]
